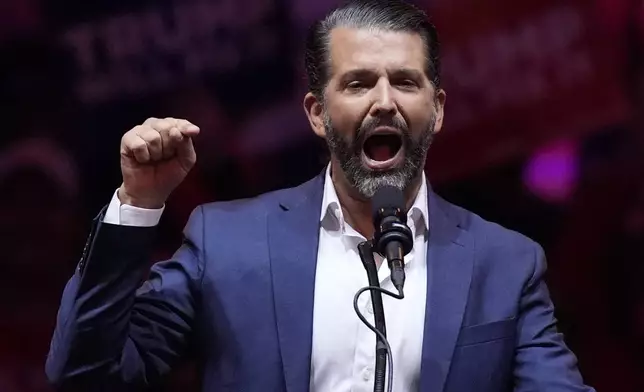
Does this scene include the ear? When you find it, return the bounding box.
[432,88,447,134]
[303,92,326,138]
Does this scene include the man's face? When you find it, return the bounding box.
[305,27,445,198]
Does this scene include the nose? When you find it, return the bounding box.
[369,79,397,118]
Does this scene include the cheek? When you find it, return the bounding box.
[328,104,362,134]
[401,99,435,129]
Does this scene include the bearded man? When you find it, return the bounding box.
[46,1,594,391]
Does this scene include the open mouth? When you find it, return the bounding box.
[361,132,404,170]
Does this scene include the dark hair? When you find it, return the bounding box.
[304,0,441,100]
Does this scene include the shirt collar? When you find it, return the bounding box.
[320,164,429,238]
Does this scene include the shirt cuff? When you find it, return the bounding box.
[103,189,165,227]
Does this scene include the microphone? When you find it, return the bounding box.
[371,186,413,296]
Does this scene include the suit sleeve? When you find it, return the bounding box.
[45,205,206,390]
[513,244,595,392]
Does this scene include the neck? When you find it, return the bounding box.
[329,160,422,239]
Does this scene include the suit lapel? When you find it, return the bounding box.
[268,173,325,392]
[419,191,474,392]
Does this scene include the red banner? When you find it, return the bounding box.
[425,0,631,182]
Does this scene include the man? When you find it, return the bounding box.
[46,1,595,391]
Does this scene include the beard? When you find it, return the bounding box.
[323,110,436,198]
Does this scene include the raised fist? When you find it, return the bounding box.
[118,117,200,208]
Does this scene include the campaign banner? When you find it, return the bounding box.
[425,0,631,182]
[57,0,292,106]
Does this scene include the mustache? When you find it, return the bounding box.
[355,116,409,146]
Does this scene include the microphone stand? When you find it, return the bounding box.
[358,241,388,392]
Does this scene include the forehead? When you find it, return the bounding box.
[327,27,426,75]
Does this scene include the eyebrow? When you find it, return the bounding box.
[389,68,424,80]
[339,69,374,82]
[339,68,425,81]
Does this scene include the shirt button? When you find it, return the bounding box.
[363,368,372,381]
[367,304,374,314]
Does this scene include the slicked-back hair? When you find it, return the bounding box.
[304,0,441,100]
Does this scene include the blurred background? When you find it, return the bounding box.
[0,0,642,390]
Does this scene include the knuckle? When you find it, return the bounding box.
[155,119,172,131]
[171,132,183,142]
[133,125,151,136]
[137,128,160,142]
[124,126,141,138]
[149,132,162,144]
[131,139,147,151]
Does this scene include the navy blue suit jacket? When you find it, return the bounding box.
[46,171,594,391]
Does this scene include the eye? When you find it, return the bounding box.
[346,81,365,90]
[396,79,418,89]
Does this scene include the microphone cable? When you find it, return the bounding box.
[353,286,404,392]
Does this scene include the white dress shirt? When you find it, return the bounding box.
[103,165,429,392]
[310,165,428,392]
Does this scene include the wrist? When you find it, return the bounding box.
[117,187,165,209]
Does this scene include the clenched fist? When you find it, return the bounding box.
[119,117,200,208]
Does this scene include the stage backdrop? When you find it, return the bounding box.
[426,0,631,182]
[0,0,634,184]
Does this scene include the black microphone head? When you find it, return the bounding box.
[372,186,413,293]
[371,185,406,225]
